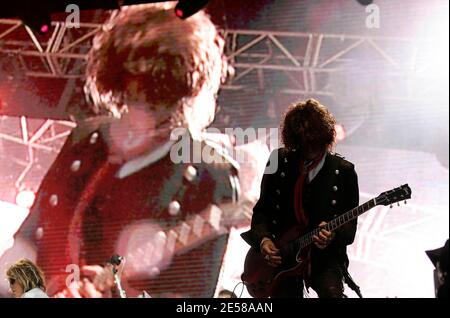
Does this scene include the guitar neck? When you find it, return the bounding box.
[164,204,226,256]
[298,198,377,249]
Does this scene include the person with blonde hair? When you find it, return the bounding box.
[6,259,48,298]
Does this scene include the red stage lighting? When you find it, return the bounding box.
[16,1,52,35]
[175,8,184,18]
[40,24,50,34]
[174,0,211,19]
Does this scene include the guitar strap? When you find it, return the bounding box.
[67,160,118,267]
[341,263,363,298]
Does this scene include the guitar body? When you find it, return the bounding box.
[241,184,412,298]
[241,226,310,298]
[241,248,307,298]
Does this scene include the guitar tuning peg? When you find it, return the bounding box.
[404,200,407,204]
[390,204,393,208]
[397,202,400,207]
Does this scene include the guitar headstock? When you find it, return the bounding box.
[375,184,412,207]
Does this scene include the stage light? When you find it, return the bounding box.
[22,15,51,35]
[356,0,373,5]
[174,0,211,19]
[16,1,52,35]
[40,24,50,34]
[335,123,346,142]
[15,189,36,209]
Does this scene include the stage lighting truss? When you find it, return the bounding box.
[0,17,436,201]
[0,116,76,201]
[0,19,101,79]
[0,18,434,97]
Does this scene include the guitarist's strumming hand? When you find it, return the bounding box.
[260,238,282,267]
[313,221,335,249]
[53,264,115,298]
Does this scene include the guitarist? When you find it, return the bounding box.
[242,99,360,298]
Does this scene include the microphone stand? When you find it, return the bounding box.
[109,254,127,298]
[112,265,127,298]
[108,254,152,298]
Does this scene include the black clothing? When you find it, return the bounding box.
[242,148,359,298]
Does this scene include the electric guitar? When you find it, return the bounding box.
[241,184,412,298]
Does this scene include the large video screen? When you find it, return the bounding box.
[0,0,448,298]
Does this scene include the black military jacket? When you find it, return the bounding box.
[242,147,359,272]
[15,121,240,297]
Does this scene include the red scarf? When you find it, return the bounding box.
[293,152,324,288]
[293,153,324,231]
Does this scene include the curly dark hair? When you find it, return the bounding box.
[84,3,228,121]
[281,98,336,152]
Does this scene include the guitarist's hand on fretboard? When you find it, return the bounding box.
[260,238,282,267]
[312,221,336,250]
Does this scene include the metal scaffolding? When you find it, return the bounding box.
[0,18,430,95]
[0,18,436,198]
[0,115,75,202]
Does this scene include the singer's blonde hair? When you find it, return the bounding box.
[6,259,46,293]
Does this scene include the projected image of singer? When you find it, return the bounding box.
[6,259,48,298]
[1,3,239,298]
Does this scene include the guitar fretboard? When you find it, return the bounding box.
[297,199,376,250]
